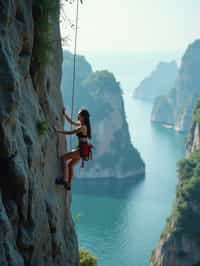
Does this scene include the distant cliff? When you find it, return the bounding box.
[133,61,178,101]
[152,39,200,132]
[0,1,79,266]
[62,51,145,179]
[151,101,200,266]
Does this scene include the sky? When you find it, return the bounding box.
[61,0,200,55]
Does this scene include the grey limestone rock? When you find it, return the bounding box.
[152,40,200,132]
[0,1,79,265]
[134,61,178,101]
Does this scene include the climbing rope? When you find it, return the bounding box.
[64,0,80,212]
[70,0,80,149]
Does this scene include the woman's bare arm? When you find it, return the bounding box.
[54,128,76,135]
[54,126,82,135]
[63,108,80,126]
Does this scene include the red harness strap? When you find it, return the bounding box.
[80,143,94,168]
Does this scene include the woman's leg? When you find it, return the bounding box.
[62,150,80,185]
[68,156,80,185]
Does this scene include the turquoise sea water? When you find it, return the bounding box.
[71,95,185,266]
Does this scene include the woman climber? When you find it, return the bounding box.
[54,107,92,190]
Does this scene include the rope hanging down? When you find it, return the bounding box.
[63,0,82,215]
[70,0,80,149]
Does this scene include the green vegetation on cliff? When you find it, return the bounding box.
[32,0,57,66]
[163,150,200,238]
[152,97,200,265]
[37,120,49,136]
[80,249,97,266]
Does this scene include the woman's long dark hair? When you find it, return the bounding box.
[79,109,92,139]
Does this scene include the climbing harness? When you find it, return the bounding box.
[80,143,94,168]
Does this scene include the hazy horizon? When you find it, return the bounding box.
[61,0,200,55]
[61,0,199,93]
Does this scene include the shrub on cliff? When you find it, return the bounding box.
[37,120,49,136]
[163,150,200,238]
[80,248,97,266]
[32,0,57,66]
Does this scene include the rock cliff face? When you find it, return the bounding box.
[0,1,79,266]
[151,40,200,132]
[151,102,200,266]
[186,123,200,157]
[133,61,178,101]
[62,51,145,179]
[186,100,200,157]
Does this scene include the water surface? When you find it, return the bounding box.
[72,96,185,266]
